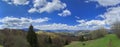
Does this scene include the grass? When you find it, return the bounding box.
[0,45,3,47]
[65,34,120,47]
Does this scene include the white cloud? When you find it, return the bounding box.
[99,6,120,25]
[85,20,105,26]
[2,0,69,15]
[75,16,80,19]
[84,0,120,29]
[58,9,71,16]
[77,20,105,26]
[0,16,107,30]
[0,16,49,29]
[76,19,106,30]
[96,15,105,19]
[33,0,47,8]
[28,0,67,13]
[35,19,106,30]
[0,16,108,30]
[87,0,120,29]
[88,0,120,7]
[76,20,86,23]
[1,17,103,30]
[35,23,79,30]
[2,0,29,5]
[28,8,37,13]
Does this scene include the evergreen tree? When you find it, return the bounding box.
[48,36,52,44]
[64,40,69,45]
[27,25,39,47]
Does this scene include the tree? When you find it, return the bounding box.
[64,40,69,45]
[0,32,5,45]
[79,35,85,42]
[79,35,86,46]
[111,22,120,38]
[48,36,52,44]
[27,25,39,47]
[91,27,107,39]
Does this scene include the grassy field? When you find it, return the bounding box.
[0,45,3,47]
[65,34,120,47]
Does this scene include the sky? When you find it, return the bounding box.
[0,0,120,30]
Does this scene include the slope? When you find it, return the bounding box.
[65,34,120,47]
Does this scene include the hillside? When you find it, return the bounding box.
[64,34,120,47]
[0,45,3,47]
[36,31,59,38]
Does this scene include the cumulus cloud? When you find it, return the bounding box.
[58,9,71,16]
[0,16,49,29]
[87,0,120,7]
[28,0,67,13]
[35,23,79,30]
[0,16,108,30]
[34,19,106,30]
[2,0,70,16]
[28,8,37,13]
[2,0,29,5]
[0,16,103,30]
[76,19,106,30]
[99,6,120,25]
[35,19,105,30]
[76,20,86,23]
[84,0,120,29]
[77,20,105,26]
[33,0,47,8]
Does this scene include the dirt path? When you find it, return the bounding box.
[108,39,112,47]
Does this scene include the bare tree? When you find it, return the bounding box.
[111,22,120,38]
[91,27,108,39]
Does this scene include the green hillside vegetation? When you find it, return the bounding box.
[0,45,3,47]
[36,31,59,39]
[65,34,120,47]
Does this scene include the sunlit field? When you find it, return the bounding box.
[65,34,120,47]
[0,45,3,47]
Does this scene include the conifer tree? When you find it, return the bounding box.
[47,36,52,44]
[27,25,39,47]
[64,40,69,45]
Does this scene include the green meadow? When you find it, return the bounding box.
[0,45,3,47]
[65,34,120,47]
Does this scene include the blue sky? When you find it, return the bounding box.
[0,0,120,30]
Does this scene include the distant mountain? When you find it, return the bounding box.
[43,30,79,33]
[22,28,40,32]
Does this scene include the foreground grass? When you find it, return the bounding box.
[0,45,3,47]
[65,34,120,47]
